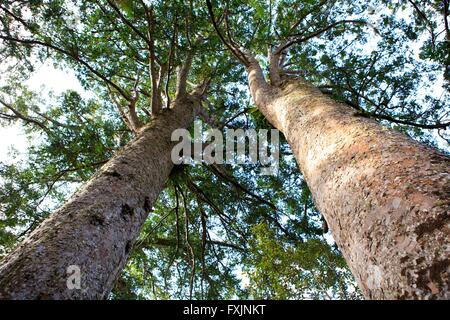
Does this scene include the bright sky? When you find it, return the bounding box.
[0,62,87,163]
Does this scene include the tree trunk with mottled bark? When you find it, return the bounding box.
[0,96,199,299]
[247,61,450,300]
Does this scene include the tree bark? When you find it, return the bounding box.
[0,96,199,299]
[247,63,450,299]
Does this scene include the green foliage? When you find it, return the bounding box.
[0,88,127,258]
[245,223,361,299]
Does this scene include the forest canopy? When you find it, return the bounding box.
[0,0,448,300]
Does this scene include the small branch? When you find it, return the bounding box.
[407,0,436,47]
[0,35,131,100]
[275,20,378,54]
[219,107,252,130]
[185,176,248,244]
[127,99,143,133]
[175,40,203,98]
[32,110,75,129]
[107,86,134,132]
[104,0,152,48]
[145,237,246,252]
[287,0,328,34]
[200,208,207,298]
[206,164,301,243]
[108,81,143,133]
[208,164,277,210]
[165,22,178,109]
[140,2,163,115]
[370,113,450,129]
[268,49,283,86]
[0,98,49,132]
[178,185,196,300]
[205,0,250,66]
[343,98,450,129]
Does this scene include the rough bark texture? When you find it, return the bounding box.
[0,96,199,299]
[248,66,450,299]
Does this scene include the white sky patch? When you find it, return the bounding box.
[0,62,92,163]
[25,62,87,96]
[0,123,28,164]
[235,266,250,290]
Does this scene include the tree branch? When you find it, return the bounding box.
[342,98,450,129]
[175,40,203,98]
[103,0,152,48]
[0,97,49,131]
[139,2,163,115]
[0,35,131,100]
[205,0,250,66]
[275,20,377,54]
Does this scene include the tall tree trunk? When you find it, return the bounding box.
[247,63,450,299]
[0,96,199,299]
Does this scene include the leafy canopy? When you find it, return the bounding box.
[0,0,448,299]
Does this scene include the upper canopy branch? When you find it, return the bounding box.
[0,3,30,29]
[102,0,153,49]
[407,0,436,47]
[0,35,132,101]
[274,19,378,55]
[286,0,329,35]
[205,0,252,67]
[139,1,163,114]
[0,97,49,131]
[346,99,450,129]
[107,82,143,134]
[175,38,207,99]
